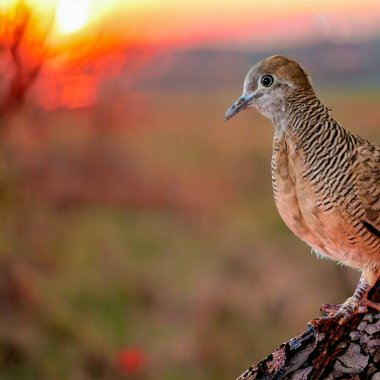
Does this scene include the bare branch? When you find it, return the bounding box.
[236,281,380,379]
[0,1,53,117]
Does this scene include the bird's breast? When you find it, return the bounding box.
[271,132,378,269]
[271,134,330,255]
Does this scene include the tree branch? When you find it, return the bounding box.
[236,281,380,379]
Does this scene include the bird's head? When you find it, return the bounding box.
[225,55,314,121]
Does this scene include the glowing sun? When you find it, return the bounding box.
[56,0,90,34]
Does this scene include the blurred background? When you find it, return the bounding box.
[0,0,380,379]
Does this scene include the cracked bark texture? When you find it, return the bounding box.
[236,281,380,380]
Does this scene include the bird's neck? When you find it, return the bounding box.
[272,89,330,139]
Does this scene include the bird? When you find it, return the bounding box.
[225,55,380,323]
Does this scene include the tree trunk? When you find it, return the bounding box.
[236,281,380,380]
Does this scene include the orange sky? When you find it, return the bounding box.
[89,0,380,49]
[2,0,380,110]
[3,0,380,49]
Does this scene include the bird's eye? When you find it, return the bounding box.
[261,75,274,87]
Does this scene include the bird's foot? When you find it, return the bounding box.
[311,274,380,330]
[320,303,340,315]
[310,295,380,331]
[309,297,361,330]
[326,296,366,324]
[319,299,368,318]
[361,298,380,313]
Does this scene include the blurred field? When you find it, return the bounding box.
[0,89,379,379]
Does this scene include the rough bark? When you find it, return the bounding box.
[236,281,380,380]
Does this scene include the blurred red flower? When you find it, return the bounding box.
[117,348,145,374]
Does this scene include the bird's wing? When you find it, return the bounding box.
[355,141,380,237]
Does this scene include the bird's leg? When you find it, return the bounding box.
[329,274,372,324]
[337,272,380,321]
[319,275,370,317]
[312,274,380,327]
[357,270,380,314]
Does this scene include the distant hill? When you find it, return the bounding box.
[130,38,380,92]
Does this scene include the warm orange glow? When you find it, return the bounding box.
[1,0,380,110]
[56,0,90,34]
[0,0,137,110]
[1,0,380,49]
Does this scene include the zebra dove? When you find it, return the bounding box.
[225,55,380,323]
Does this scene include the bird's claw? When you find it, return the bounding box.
[320,303,341,315]
[361,298,380,313]
[310,296,372,331]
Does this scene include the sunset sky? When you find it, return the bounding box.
[3,0,380,50]
[118,0,380,49]
[2,0,380,109]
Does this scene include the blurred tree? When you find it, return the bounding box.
[0,1,53,118]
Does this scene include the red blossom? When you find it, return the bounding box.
[117,348,145,375]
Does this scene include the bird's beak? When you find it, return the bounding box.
[225,94,253,121]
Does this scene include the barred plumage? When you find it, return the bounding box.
[225,55,380,322]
